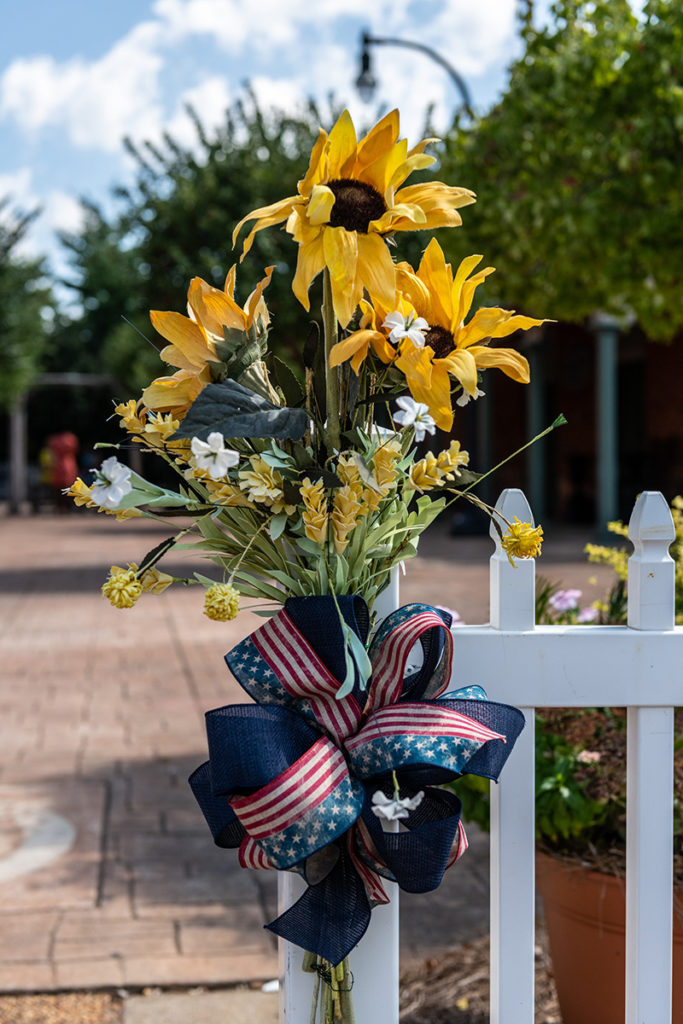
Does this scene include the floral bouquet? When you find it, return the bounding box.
[69,108,551,1021]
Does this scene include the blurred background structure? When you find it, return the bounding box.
[1,0,682,529]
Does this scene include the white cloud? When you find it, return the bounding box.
[162,76,232,150]
[0,20,166,151]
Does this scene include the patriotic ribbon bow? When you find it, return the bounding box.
[190,596,524,965]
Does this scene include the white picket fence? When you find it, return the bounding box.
[280,488,680,1024]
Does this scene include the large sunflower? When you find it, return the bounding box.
[232,109,475,327]
[142,265,273,413]
[330,238,545,431]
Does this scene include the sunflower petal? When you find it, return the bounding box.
[224,264,237,297]
[450,255,484,327]
[142,369,207,411]
[232,196,299,253]
[329,330,377,369]
[488,314,547,338]
[389,152,435,190]
[308,184,336,226]
[418,238,453,327]
[244,265,275,327]
[440,349,479,395]
[468,344,531,383]
[357,233,396,311]
[326,109,358,179]
[354,109,400,174]
[460,268,496,322]
[150,310,213,368]
[299,128,329,196]
[292,230,326,312]
[371,203,427,232]
[323,226,359,325]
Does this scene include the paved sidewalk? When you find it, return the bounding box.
[0,511,610,993]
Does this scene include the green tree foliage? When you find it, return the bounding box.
[58,96,331,396]
[440,0,683,339]
[0,200,53,411]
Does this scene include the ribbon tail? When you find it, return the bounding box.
[264,848,371,967]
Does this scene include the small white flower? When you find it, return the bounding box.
[393,396,436,442]
[90,457,132,509]
[383,310,430,348]
[456,386,486,407]
[191,432,240,480]
[371,789,424,822]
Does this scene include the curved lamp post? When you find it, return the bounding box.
[355,31,474,117]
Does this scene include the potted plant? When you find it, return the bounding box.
[457,505,683,1024]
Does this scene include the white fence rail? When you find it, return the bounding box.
[280,489,679,1024]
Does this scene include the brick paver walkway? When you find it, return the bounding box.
[0,510,610,992]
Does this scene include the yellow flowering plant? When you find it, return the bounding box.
[70,107,559,622]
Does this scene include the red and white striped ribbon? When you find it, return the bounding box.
[369,611,453,710]
[230,737,348,839]
[252,611,362,742]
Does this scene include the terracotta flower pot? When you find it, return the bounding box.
[536,852,683,1024]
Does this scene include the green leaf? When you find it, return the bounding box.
[273,356,304,406]
[269,512,288,541]
[296,536,326,556]
[171,379,309,442]
[194,572,218,587]
[350,452,381,493]
[138,536,177,573]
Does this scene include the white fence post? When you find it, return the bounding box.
[278,568,400,1024]
[625,491,675,1024]
[489,489,536,1024]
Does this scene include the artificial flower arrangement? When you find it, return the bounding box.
[68,108,552,1022]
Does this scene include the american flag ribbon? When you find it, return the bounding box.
[252,611,363,743]
[368,608,454,709]
[191,596,525,963]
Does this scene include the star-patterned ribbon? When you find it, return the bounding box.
[190,595,524,965]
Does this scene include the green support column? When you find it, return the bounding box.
[593,313,620,537]
[525,339,546,524]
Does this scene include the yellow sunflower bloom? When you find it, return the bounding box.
[394,240,546,429]
[233,109,475,327]
[331,239,546,431]
[143,265,273,414]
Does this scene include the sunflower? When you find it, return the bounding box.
[142,265,273,414]
[232,109,475,327]
[331,238,545,430]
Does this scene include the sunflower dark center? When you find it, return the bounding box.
[425,326,454,360]
[328,178,386,233]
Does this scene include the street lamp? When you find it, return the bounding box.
[355,31,473,117]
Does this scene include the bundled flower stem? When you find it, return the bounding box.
[303,952,355,1024]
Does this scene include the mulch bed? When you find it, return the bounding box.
[400,931,561,1023]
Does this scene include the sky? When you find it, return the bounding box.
[0,0,539,289]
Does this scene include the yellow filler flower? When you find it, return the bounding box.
[101,566,142,609]
[501,518,544,565]
[143,265,273,414]
[204,583,240,622]
[233,109,475,327]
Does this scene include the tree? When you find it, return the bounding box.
[0,200,53,411]
[57,96,330,396]
[440,0,683,339]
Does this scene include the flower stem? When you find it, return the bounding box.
[322,267,341,454]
